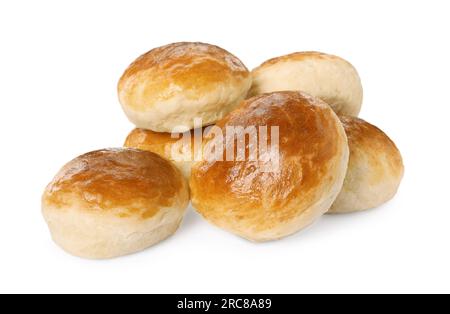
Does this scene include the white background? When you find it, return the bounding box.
[0,0,449,294]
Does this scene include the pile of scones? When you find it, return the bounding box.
[42,42,404,259]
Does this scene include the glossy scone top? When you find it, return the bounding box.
[190,91,349,241]
[250,52,363,116]
[42,148,189,219]
[329,116,404,213]
[118,42,252,132]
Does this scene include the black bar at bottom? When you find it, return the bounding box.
[149,295,288,312]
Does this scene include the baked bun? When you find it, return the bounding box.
[329,116,404,213]
[118,42,252,132]
[250,52,363,116]
[124,128,207,179]
[42,148,190,259]
[190,91,349,242]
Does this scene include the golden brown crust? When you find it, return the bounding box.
[329,116,404,213]
[190,91,349,239]
[340,116,404,183]
[124,127,209,156]
[124,128,181,156]
[43,149,187,220]
[118,42,250,111]
[124,128,209,179]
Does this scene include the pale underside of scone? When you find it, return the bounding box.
[43,202,185,259]
[42,149,190,259]
[119,42,252,132]
[329,116,404,214]
[190,91,349,242]
[250,52,363,117]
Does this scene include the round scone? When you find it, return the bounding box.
[250,52,363,116]
[42,149,190,259]
[118,42,252,132]
[329,116,404,214]
[190,91,349,242]
[124,127,208,179]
